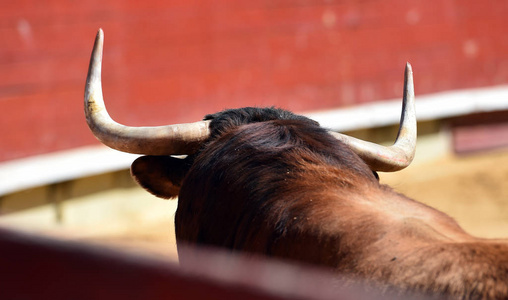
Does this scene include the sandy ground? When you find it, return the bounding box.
[381,148,508,239]
[84,149,508,261]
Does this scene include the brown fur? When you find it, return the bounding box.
[131,108,508,299]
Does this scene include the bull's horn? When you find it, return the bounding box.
[85,29,210,155]
[329,63,417,172]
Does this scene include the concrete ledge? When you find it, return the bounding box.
[1,85,508,196]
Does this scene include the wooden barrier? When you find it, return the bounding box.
[0,227,419,300]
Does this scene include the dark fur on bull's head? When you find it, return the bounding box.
[85,29,508,299]
[131,107,376,199]
[133,107,378,255]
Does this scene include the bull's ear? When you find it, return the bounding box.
[130,155,191,199]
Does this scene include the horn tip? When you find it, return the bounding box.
[405,61,413,73]
[95,28,104,44]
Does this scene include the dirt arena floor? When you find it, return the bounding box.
[85,148,508,261]
[381,148,508,239]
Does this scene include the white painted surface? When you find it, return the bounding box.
[308,85,508,132]
[0,145,139,195]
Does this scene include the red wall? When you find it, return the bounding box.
[2,0,508,162]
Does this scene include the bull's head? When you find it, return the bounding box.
[85,29,416,174]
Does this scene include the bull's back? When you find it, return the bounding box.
[367,241,508,298]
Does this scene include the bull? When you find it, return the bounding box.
[84,29,508,299]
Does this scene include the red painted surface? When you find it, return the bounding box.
[2,0,508,162]
[452,111,508,154]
